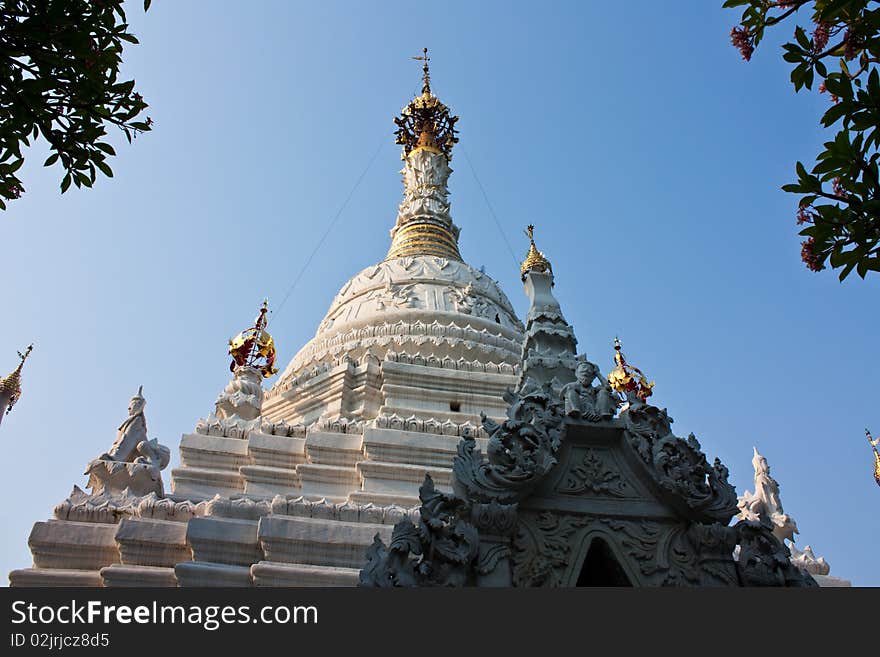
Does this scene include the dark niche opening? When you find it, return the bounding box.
[576,538,633,587]
[449,401,461,412]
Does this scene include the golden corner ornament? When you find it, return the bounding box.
[866,429,880,488]
[228,300,278,379]
[1,344,33,413]
[607,337,654,402]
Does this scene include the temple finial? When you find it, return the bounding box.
[0,343,34,420]
[413,47,431,95]
[520,224,553,282]
[866,428,880,488]
[394,49,458,159]
[607,337,654,402]
[228,300,278,378]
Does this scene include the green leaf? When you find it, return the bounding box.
[795,26,811,51]
[43,153,59,166]
[96,160,113,178]
[60,172,71,194]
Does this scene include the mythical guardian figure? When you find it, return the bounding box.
[84,387,171,497]
[736,447,798,544]
[101,385,148,462]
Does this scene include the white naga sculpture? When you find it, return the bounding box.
[736,446,830,576]
[84,386,171,497]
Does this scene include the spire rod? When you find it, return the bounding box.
[413,47,431,95]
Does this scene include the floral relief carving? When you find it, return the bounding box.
[558,449,628,497]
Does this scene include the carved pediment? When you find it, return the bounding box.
[555,447,635,499]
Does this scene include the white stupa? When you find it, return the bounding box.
[10,52,527,587]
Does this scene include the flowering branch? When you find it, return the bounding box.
[725,0,880,279]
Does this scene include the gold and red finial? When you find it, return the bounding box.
[866,429,880,488]
[394,48,459,159]
[520,224,553,282]
[228,300,278,379]
[1,344,33,414]
[607,337,654,402]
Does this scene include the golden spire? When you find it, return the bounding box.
[607,337,654,402]
[394,48,459,159]
[520,224,553,281]
[228,300,278,379]
[1,344,33,414]
[866,429,880,488]
[413,47,431,95]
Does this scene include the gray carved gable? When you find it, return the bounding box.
[360,369,817,588]
[541,422,662,507]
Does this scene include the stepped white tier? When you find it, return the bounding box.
[10,70,527,587]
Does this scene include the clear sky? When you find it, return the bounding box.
[2,0,877,586]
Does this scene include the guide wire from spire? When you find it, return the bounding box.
[268,137,387,328]
[460,145,520,270]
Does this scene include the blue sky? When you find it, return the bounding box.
[2,0,877,585]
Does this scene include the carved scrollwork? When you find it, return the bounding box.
[512,511,591,587]
[621,399,738,524]
[453,384,565,504]
[733,520,817,587]
[360,474,510,587]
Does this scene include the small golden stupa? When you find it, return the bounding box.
[520,224,553,282]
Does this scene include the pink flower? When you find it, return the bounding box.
[796,206,814,225]
[800,238,824,271]
[813,22,830,53]
[731,26,754,62]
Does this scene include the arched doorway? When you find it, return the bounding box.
[576,537,633,587]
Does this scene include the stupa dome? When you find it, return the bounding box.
[273,255,523,388]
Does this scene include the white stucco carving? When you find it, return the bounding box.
[84,388,171,498]
[736,447,798,544]
[737,446,834,578]
[394,148,454,228]
[195,365,264,439]
[789,544,830,576]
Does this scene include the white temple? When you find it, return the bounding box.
[9,55,524,587]
[7,54,846,587]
